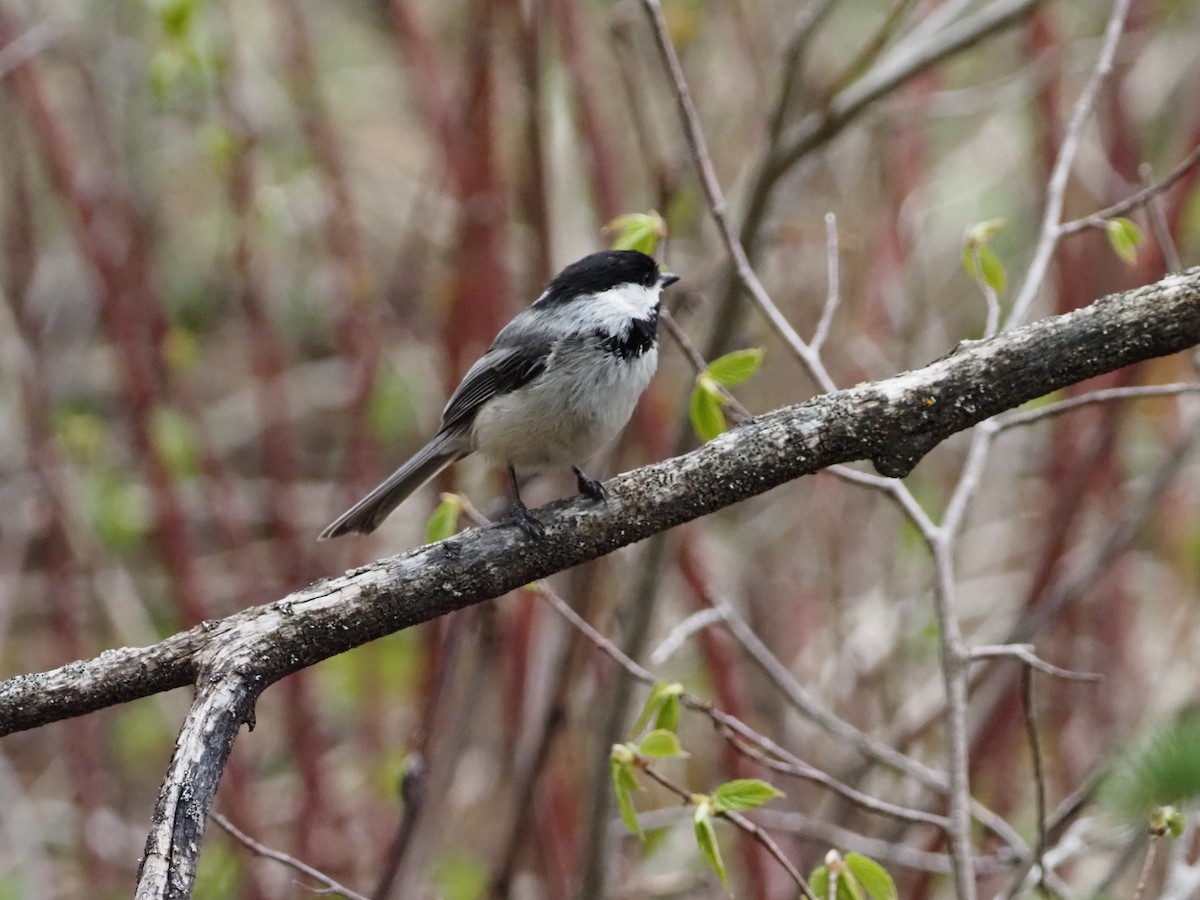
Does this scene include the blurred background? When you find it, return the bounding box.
[2,0,1200,897]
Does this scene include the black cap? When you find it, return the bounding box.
[537,250,670,306]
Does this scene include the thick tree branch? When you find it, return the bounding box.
[0,268,1198,897]
[2,267,1198,737]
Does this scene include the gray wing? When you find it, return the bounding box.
[440,341,553,431]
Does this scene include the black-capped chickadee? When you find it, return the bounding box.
[319,249,679,541]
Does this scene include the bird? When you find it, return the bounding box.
[319,249,679,541]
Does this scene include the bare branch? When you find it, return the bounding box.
[1006,0,1134,328]
[648,607,726,665]
[1059,142,1200,237]
[772,0,1049,181]
[810,211,841,354]
[724,731,951,831]
[1140,163,1185,274]
[659,308,753,422]
[639,0,834,391]
[970,645,1102,682]
[212,813,371,900]
[3,268,1198,738]
[1021,667,1049,897]
[755,809,1012,875]
[993,384,1200,432]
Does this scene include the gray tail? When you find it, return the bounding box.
[318,431,466,541]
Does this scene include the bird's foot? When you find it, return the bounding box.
[573,466,607,502]
[510,502,546,540]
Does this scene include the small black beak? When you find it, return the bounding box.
[660,272,680,288]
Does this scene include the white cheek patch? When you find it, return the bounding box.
[572,283,662,333]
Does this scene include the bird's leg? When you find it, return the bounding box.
[507,465,545,539]
[572,466,606,502]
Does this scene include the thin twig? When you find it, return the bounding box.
[499,509,1027,851]
[992,384,1200,432]
[370,754,425,900]
[823,465,939,535]
[635,758,817,899]
[1058,141,1200,237]
[1021,666,1049,895]
[641,33,1008,867]
[764,0,839,144]
[639,0,835,392]
[659,308,753,422]
[1002,771,1105,898]
[1133,833,1160,900]
[640,0,946,576]
[970,644,1103,682]
[522,561,962,834]
[1005,0,1134,328]
[811,211,841,353]
[1139,163,1184,274]
[753,809,1014,875]
[707,594,1027,853]
[927,539,977,900]
[724,732,951,830]
[826,0,921,97]
[649,607,726,665]
[213,812,371,900]
[714,594,949,788]
[772,0,1049,181]
[922,8,1136,892]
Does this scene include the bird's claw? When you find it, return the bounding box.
[573,467,607,502]
[511,503,546,540]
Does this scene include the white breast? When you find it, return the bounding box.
[470,341,658,472]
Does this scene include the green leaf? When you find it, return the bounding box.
[610,755,643,838]
[655,694,681,732]
[813,850,866,900]
[631,682,684,738]
[962,244,1007,294]
[706,347,764,387]
[1106,217,1143,265]
[977,245,1007,294]
[606,211,667,256]
[962,218,1008,294]
[690,379,727,442]
[1166,807,1186,838]
[426,495,463,543]
[692,804,728,887]
[711,778,784,813]
[640,728,686,759]
[809,865,831,899]
[844,853,897,900]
